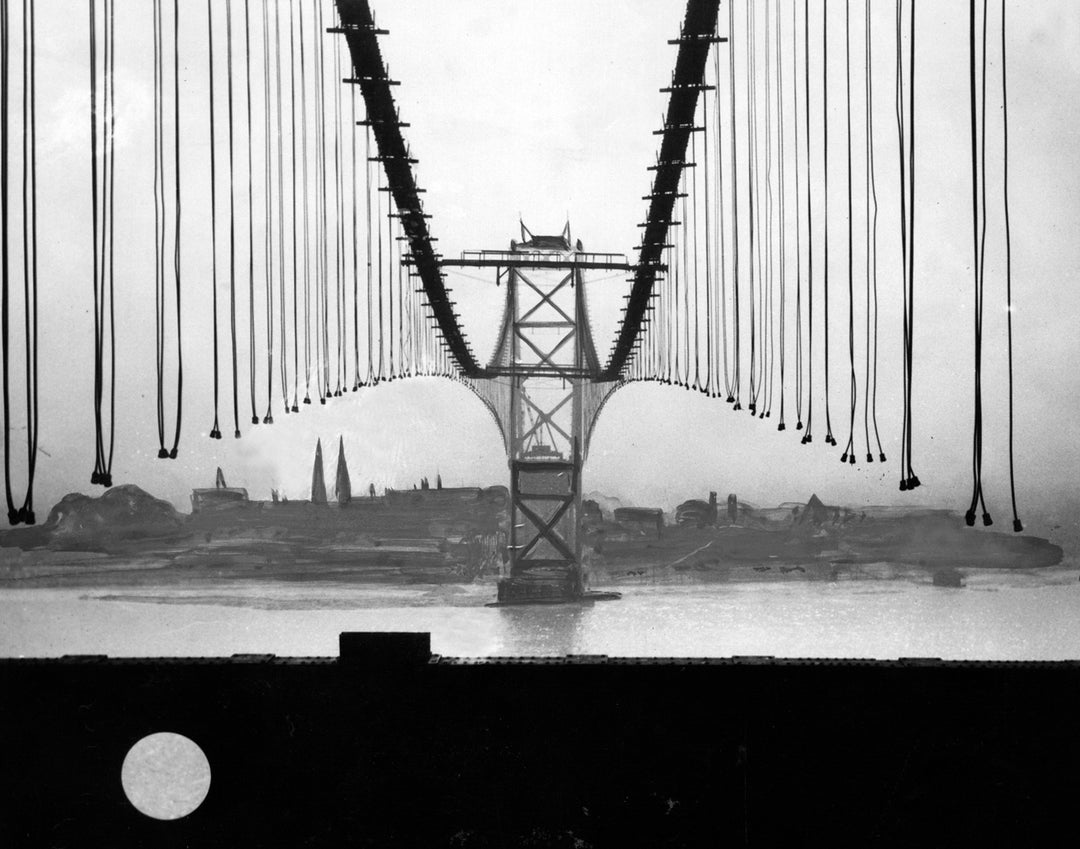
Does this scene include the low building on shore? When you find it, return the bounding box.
[613,507,664,538]
[191,468,249,513]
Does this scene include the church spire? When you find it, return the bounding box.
[311,439,327,505]
[334,437,352,505]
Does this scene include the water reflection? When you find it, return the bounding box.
[492,603,592,656]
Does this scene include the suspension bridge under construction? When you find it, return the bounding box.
[1,0,1024,603]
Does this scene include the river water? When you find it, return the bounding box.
[4,566,1080,660]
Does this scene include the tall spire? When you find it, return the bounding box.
[334,436,352,505]
[311,439,327,505]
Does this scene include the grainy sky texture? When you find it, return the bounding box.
[2,1,1078,543]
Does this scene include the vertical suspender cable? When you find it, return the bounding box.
[729,0,741,407]
[225,0,240,438]
[288,0,299,411]
[21,0,39,519]
[1001,0,1021,532]
[316,0,329,401]
[3,0,16,519]
[867,0,885,463]
[312,0,325,403]
[332,30,344,396]
[681,176,690,387]
[760,0,768,414]
[823,0,836,446]
[2,0,13,519]
[376,145,384,382]
[842,0,857,464]
[691,129,701,392]
[153,0,165,456]
[703,62,715,397]
[747,0,757,412]
[261,0,275,423]
[244,0,257,426]
[299,0,311,404]
[387,172,395,381]
[88,0,104,471]
[207,0,222,439]
[365,122,374,384]
[105,0,116,481]
[272,0,287,416]
[169,0,183,456]
[777,0,786,431]
[715,45,731,402]
[967,0,990,526]
[802,0,814,444]
[793,0,804,431]
[896,0,908,482]
[329,24,339,395]
[351,83,359,390]
[397,211,405,376]
[905,0,919,488]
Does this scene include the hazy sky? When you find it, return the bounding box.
[2,1,1078,541]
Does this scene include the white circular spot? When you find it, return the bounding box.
[121,732,211,820]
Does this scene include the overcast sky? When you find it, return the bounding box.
[2,1,1078,542]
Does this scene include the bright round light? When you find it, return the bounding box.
[121,732,211,821]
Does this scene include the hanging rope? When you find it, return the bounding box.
[706,48,718,397]
[225,0,241,438]
[397,210,406,377]
[375,147,384,383]
[386,176,395,382]
[88,0,118,475]
[715,45,732,402]
[896,0,908,481]
[801,0,814,444]
[351,82,360,391]
[3,0,40,523]
[691,128,702,393]
[966,0,989,526]
[2,0,13,521]
[107,0,117,479]
[153,0,165,456]
[762,0,773,420]
[1001,0,1021,533]
[792,0,804,432]
[841,0,857,465]
[243,0,257,427]
[261,0,275,424]
[298,0,312,405]
[365,122,374,384]
[167,0,183,457]
[153,0,182,458]
[206,0,222,439]
[866,0,885,464]
[777,0,787,431]
[681,175,690,387]
[729,0,741,408]
[332,30,344,396]
[822,0,836,447]
[747,0,758,413]
[272,0,287,417]
[287,0,299,412]
[898,0,919,490]
[21,0,39,520]
[316,0,330,402]
[313,0,327,403]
